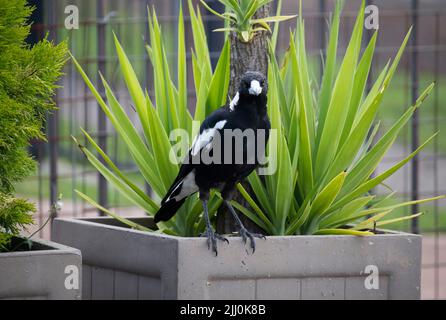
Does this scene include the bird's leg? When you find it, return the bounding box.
[224,200,266,254]
[200,199,228,256]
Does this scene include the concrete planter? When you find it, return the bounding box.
[0,237,82,300]
[52,217,421,300]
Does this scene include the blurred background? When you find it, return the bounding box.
[23,0,445,299]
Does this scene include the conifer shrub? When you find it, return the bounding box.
[0,0,67,251]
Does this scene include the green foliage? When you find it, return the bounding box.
[74,2,229,237]
[200,0,295,42]
[76,0,443,238]
[0,193,34,250]
[0,0,68,251]
[237,1,444,235]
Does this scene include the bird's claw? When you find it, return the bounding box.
[200,228,229,256]
[237,227,266,254]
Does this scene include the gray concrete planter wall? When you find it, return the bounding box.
[0,237,82,300]
[52,217,421,300]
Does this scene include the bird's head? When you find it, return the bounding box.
[238,71,267,98]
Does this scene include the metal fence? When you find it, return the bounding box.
[24,0,445,299]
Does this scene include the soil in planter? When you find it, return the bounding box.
[86,217,158,230]
[1,236,54,252]
[83,217,389,238]
[340,224,385,235]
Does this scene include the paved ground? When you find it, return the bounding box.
[421,235,446,299]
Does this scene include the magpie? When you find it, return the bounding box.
[154,71,270,255]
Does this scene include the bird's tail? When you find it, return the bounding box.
[154,198,186,223]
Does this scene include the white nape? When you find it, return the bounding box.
[229,92,239,111]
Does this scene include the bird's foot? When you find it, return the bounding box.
[236,227,266,254]
[200,228,229,256]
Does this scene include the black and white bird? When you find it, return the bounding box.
[154,71,270,255]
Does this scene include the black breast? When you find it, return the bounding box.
[194,105,270,189]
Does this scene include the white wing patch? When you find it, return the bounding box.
[166,170,198,202]
[229,92,239,111]
[191,120,227,156]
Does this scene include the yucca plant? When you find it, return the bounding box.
[200,0,295,42]
[235,1,444,235]
[74,0,442,238]
[72,2,230,237]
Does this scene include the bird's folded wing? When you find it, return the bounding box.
[190,119,227,156]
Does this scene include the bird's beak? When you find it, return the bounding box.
[249,80,262,96]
